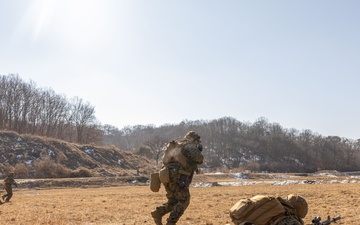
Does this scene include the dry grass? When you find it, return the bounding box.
[0,181,358,225]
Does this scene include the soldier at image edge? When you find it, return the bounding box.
[151,131,204,225]
[230,194,308,225]
[1,172,18,203]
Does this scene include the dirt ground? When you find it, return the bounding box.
[0,173,358,225]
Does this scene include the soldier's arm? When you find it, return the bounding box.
[181,143,204,164]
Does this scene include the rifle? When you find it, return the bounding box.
[312,215,341,225]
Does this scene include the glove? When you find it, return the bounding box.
[177,175,189,188]
[196,168,201,174]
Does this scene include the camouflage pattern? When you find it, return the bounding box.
[183,131,200,142]
[2,173,17,202]
[181,142,203,175]
[152,131,203,225]
[276,215,303,225]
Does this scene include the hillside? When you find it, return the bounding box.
[0,130,156,178]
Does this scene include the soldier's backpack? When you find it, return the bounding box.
[162,140,188,167]
[285,194,308,219]
[158,140,190,185]
[229,195,287,225]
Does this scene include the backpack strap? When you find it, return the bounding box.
[276,197,297,216]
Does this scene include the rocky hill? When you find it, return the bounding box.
[0,130,156,178]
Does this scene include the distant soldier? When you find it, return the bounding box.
[151,131,204,225]
[2,172,18,203]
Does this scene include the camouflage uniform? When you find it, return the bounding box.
[272,195,306,225]
[152,131,204,225]
[276,215,303,225]
[2,173,17,202]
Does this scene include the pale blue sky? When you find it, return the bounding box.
[1,0,360,139]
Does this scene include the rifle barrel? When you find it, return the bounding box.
[332,215,341,221]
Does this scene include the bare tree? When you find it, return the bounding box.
[145,136,167,164]
[70,97,97,144]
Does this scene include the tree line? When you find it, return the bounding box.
[0,74,102,144]
[2,74,360,172]
[103,118,360,173]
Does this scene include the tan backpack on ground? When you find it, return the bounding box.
[229,195,286,225]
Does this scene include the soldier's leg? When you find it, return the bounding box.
[152,198,177,225]
[5,193,12,202]
[4,187,12,202]
[155,197,177,214]
[276,216,302,225]
[152,184,178,225]
[166,186,190,224]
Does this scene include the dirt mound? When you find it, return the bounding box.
[0,130,156,177]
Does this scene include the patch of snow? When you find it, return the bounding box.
[85,148,95,155]
[218,181,264,186]
[193,178,360,188]
[233,173,249,179]
[193,181,265,187]
[47,149,55,157]
[272,180,299,186]
[316,173,338,177]
[193,182,215,187]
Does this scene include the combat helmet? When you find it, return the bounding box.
[287,194,308,218]
[183,131,200,141]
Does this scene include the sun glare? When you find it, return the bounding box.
[22,0,111,48]
[33,0,56,41]
[56,0,110,49]
[17,0,57,41]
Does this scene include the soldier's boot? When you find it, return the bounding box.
[151,210,163,225]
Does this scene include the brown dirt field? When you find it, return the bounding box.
[0,173,358,224]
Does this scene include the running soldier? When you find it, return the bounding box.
[151,131,204,225]
[2,172,17,203]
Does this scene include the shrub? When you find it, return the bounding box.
[69,167,93,178]
[34,156,71,178]
[14,164,30,179]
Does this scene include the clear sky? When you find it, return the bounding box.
[1,0,360,139]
